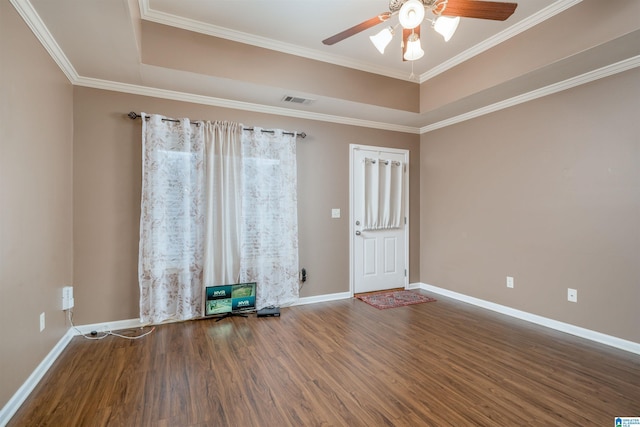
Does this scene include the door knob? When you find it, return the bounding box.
[355,231,361,236]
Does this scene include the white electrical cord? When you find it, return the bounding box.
[67,309,155,340]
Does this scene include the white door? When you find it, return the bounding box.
[350,145,408,294]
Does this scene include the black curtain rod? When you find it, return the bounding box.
[127,112,306,139]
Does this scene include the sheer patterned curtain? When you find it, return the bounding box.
[139,116,299,322]
[239,128,299,309]
[139,113,205,323]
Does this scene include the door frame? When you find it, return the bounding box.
[349,144,409,296]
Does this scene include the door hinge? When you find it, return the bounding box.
[404,269,407,277]
[404,217,407,225]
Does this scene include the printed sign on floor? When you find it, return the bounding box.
[616,417,640,427]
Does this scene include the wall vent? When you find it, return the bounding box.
[281,95,315,105]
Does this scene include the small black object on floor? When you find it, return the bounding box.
[257,307,280,317]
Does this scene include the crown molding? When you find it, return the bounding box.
[10,0,417,133]
[73,76,420,134]
[138,0,582,84]
[419,0,583,83]
[12,0,583,87]
[421,55,640,133]
[138,0,411,81]
[9,0,79,82]
[13,0,634,136]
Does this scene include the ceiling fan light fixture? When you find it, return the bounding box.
[398,0,425,29]
[433,15,460,42]
[369,27,394,54]
[403,33,424,61]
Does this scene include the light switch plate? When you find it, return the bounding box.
[506,276,514,288]
[331,208,341,218]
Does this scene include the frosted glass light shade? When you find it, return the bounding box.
[369,27,394,54]
[433,16,460,42]
[403,34,424,61]
[398,0,425,29]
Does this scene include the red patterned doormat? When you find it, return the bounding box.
[356,290,436,310]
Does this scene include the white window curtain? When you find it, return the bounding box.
[239,128,299,309]
[139,115,299,323]
[203,121,243,287]
[139,114,205,323]
[363,157,403,230]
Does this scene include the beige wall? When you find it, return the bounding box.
[142,21,420,113]
[419,0,640,127]
[3,0,639,415]
[72,87,420,325]
[420,68,640,343]
[0,1,74,409]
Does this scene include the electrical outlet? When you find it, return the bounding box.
[40,312,45,332]
[62,286,74,310]
[568,288,577,303]
[506,276,514,288]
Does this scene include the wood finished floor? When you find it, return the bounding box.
[9,292,640,426]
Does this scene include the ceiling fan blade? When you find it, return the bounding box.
[322,12,392,45]
[441,0,517,21]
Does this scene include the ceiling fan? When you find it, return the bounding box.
[322,0,518,61]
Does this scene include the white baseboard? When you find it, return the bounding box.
[71,318,145,336]
[2,298,350,425]
[0,318,144,426]
[417,282,640,355]
[294,291,352,306]
[6,284,636,425]
[0,328,75,426]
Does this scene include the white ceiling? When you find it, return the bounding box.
[18,0,637,132]
[144,0,557,80]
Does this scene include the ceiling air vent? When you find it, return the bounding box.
[281,95,315,105]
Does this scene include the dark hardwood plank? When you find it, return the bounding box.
[8,293,640,426]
